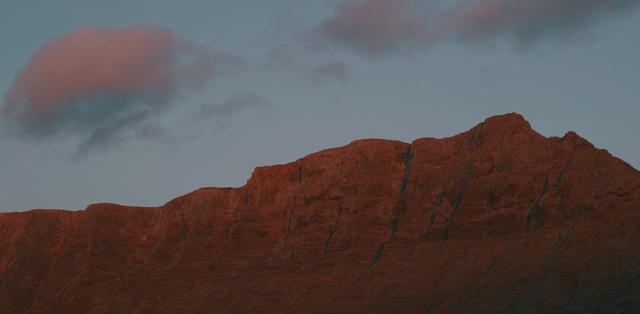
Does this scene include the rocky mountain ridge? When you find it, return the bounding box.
[1,113,640,313]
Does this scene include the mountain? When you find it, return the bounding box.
[1,113,640,313]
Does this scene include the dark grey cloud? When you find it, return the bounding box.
[262,46,351,84]
[194,92,271,130]
[310,61,350,84]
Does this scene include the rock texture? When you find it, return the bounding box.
[2,113,640,313]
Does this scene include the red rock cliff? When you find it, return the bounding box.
[1,113,640,313]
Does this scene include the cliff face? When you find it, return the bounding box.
[1,113,640,313]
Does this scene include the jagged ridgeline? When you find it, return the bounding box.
[1,113,640,313]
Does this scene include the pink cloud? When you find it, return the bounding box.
[443,0,618,39]
[4,26,209,118]
[317,0,637,56]
[318,0,432,56]
[1,26,236,154]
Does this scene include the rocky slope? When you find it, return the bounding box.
[1,113,640,313]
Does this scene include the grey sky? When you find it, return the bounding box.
[1,0,639,211]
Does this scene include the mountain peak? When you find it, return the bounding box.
[473,112,533,137]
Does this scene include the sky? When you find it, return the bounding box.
[1,0,639,211]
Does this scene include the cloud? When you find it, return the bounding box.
[317,0,640,57]
[1,26,240,155]
[310,61,350,84]
[262,46,351,84]
[194,92,271,130]
[263,46,299,71]
[442,0,639,43]
[318,0,431,56]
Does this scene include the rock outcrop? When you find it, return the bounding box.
[1,113,640,313]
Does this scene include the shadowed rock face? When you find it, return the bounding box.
[2,113,640,313]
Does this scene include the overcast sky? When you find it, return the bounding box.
[1,0,639,211]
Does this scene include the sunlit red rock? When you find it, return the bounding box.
[1,113,639,313]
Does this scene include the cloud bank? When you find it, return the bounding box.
[318,0,640,56]
[1,26,239,154]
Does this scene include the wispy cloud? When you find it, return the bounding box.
[194,92,271,130]
[310,61,350,84]
[263,46,351,84]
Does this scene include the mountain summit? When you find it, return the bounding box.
[1,113,639,313]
